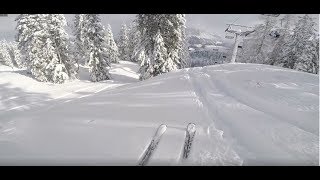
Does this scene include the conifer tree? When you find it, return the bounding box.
[128,22,141,62]
[0,40,14,68]
[278,14,318,74]
[83,14,111,82]
[7,41,24,68]
[118,24,130,61]
[136,14,186,79]
[240,15,278,64]
[73,14,87,65]
[151,31,176,76]
[47,14,77,81]
[268,14,293,66]
[105,24,120,63]
[15,14,76,83]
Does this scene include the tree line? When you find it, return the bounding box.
[239,14,319,74]
[0,14,188,83]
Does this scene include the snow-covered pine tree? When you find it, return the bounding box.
[311,37,319,74]
[44,38,69,84]
[0,40,14,68]
[7,41,24,68]
[279,14,319,74]
[136,14,158,56]
[159,14,187,69]
[6,42,18,68]
[150,30,176,76]
[268,14,294,66]
[83,14,111,82]
[117,24,130,61]
[136,14,186,80]
[72,14,88,65]
[15,14,75,83]
[179,35,191,68]
[47,14,77,81]
[138,49,153,80]
[137,49,147,69]
[240,15,278,64]
[136,14,187,69]
[128,22,141,62]
[15,14,43,73]
[105,24,120,63]
[28,29,61,82]
[296,36,319,74]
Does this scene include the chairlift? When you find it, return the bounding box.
[226,23,254,37]
[225,29,235,39]
[269,29,281,38]
[238,41,243,49]
[225,35,235,39]
[243,29,255,37]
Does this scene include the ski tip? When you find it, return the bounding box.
[187,123,196,132]
[155,124,167,136]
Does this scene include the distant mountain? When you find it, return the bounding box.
[186,27,232,67]
[186,27,224,46]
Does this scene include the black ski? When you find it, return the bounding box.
[182,123,196,159]
[138,124,167,166]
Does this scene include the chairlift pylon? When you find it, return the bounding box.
[224,23,255,63]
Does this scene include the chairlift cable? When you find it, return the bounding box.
[231,17,240,25]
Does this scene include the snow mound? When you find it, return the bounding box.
[0,63,318,165]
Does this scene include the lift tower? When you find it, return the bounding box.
[225,24,255,63]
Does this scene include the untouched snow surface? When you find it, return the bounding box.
[0,61,319,165]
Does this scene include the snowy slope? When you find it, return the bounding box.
[0,62,319,165]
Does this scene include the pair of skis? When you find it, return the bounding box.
[138,123,196,166]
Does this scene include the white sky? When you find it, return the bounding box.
[0,14,318,41]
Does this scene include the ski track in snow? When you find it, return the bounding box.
[175,65,318,165]
[185,68,243,165]
[147,126,186,166]
[197,66,318,165]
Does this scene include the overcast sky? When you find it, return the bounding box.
[0,14,318,41]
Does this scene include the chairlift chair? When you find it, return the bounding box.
[269,28,281,38]
[225,25,235,39]
[225,35,235,39]
[237,40,243,49]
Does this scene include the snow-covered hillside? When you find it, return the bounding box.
[0,62,318,165]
